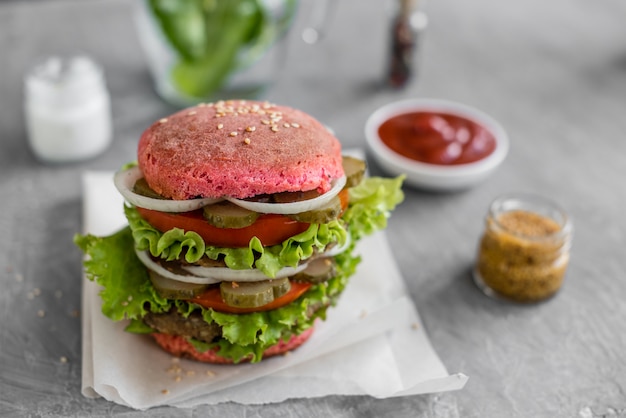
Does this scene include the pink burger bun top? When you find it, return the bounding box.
[137,100,344,200]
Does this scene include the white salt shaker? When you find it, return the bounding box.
[24,56,112,163]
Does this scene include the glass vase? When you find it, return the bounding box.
[135,0,298,107]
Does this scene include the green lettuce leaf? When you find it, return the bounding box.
[125,205,206,264]
[344,175,406,241]
[74,228,171,321]
[206,221,347,275]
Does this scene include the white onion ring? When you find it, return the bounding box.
[114,166,223,212]
[324,232,352,257]
[135,249,220,284]
[135,249,311,284]
[182,262,309,282]
[225,175,347,215]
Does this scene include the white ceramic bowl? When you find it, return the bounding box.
[365,99,509,191]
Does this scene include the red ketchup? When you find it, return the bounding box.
[378,111,497,165]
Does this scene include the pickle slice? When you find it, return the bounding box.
[342,156,366,188]
[203,200,260,229]
[287,195,342,224]
[133,178,166,199]
[292,257,336,284]
[220,277,291,308]
[148,270,210,299]
[272,189,320,203]
[243,193,272,203]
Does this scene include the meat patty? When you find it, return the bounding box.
[143,309,221,344]
[143,292,332,347]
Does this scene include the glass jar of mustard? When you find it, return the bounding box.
[473,194,573,303]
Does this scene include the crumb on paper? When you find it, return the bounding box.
[28,288,42,300]
[205,370,216,377]
[165,357,207,383]
[359,310,368,319]
[161,389,169,395]
[60,356,68,364]
[167,366,182,374]
[411,323,420,330]
[167,364,182,374]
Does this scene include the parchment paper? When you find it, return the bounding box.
[80,171,467,409]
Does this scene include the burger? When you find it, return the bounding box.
[76,100,404,364]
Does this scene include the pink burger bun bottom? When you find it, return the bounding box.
[151,327,315,364]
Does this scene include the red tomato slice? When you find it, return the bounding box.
[338,188,349,211]
[190,281,313,314]
[136,207,310,248]
[135,189,349,248]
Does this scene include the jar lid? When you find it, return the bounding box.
[488,193,573,241]
[24,55,106,108]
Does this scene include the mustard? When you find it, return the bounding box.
[474,196,573,303]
